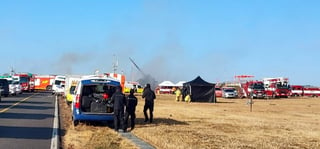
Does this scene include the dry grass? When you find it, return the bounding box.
[60,95,320,149]
[58,98,138,149]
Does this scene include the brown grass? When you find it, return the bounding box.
[60,95,320,149]
[58,98,138,149]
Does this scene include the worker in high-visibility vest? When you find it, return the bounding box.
[184,94,191,103]
[175,87,182,102]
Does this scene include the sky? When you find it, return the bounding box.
[0,0,319,86]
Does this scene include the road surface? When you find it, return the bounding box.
[0,92,57,149]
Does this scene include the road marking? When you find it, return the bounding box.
[0,93,39,113]
[50,95,59,149]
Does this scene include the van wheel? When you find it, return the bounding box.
[73,120,79,126]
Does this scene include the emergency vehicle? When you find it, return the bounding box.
[13,73,35,92]
[34,75,56,90]
[241,81,266,99]
[124,81,143,93]
[64,75,82,104]
[52,75,66,95]
[291,85,320,97]
[263,77,291,98]
[291,85,304,97]
[72,75,120,126]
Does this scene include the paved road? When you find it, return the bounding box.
[0,92,56,149]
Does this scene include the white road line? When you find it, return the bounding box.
[50,95,59,149]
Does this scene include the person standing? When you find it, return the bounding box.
[175,87,182,102]
[142,83,156,123]
[110,86,126,132]
[124,89,138,131]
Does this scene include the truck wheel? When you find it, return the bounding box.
[46,85,52,91]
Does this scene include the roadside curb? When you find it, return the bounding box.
[50,95,59,149]
[119,132,155,149]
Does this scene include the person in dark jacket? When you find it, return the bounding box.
[142,83,156,123]
[124,89,138,131]
[110,86,126,132]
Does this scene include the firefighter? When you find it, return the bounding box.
[110,86,126,132]
[142,83,156,123]
[175,87,182,102]
[124,89,138,131]
[184,94,191,103]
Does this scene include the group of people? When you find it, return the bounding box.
[110,83,156,132]
[174,87,191,102]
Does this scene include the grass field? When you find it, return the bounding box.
[60,94,320,149]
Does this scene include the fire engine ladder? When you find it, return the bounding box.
[240,83,247,98]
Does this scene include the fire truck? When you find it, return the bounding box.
[234,75,266,99]
[291,85,320,97]
[34,75,56,90]
[263,77,291,98]
[241,81,266,99]
[13,73,35,92]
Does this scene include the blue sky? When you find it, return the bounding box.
[1,0,319,86]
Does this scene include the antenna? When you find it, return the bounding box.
[112,54,118,73]
[10,66,16,75]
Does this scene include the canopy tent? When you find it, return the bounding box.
[182,76,216,103]
[158,81,175,94]
[158,81,175,87]
[175,81,186,87]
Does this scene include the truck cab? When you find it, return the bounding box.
[52,75,66,96]
[248,82,266,99]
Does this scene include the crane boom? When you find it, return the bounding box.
[129,57,145,76]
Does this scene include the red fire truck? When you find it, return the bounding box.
[13,73,35,92]
[241,81,266,99]
[291,85,320,97]
[34,75,56,90]
[263,77,291,98]
[234,75,266,99]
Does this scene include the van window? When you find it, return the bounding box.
[69,86,76,94]
[82,85,116,97]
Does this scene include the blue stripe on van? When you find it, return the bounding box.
[81,79,120,86]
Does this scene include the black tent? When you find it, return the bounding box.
[182,76,216,103]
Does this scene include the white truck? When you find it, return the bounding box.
[52,75,66,96]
